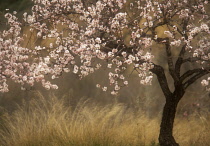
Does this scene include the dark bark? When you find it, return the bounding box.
[151,66,179,146]
[159,89,184,146]
[156,68,208,146]
[106,37,209,146]
[151,65,186,146]
[159,96,179,146]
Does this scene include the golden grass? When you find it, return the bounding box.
[0,93,209,146]
[174,115,210,146]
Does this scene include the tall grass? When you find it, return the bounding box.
[0,93,209,146]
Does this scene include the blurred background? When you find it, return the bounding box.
[0,0,209,117]
[0,0,32,13]
[0,1,209,145]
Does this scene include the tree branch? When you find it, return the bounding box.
[183,69,210,89]
[165,40,179,82]
[180,68,205,82]
[182,57,210,63]
[175,44,187,77]
[150,64,173,98]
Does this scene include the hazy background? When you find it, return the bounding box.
[0,1,209,145]
[0,0,209,118]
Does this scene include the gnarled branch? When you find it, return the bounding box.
[183,69,210,89]
[150,64,173,98]
[175,44,187,78]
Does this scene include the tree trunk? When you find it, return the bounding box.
[159,95,179,146]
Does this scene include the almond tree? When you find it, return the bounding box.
[0,0,209,145]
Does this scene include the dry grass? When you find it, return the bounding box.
[174,115,210,146]
[0,93,209,146]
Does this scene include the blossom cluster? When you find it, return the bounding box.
[0,0,209,93]
[201,78,210,91]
